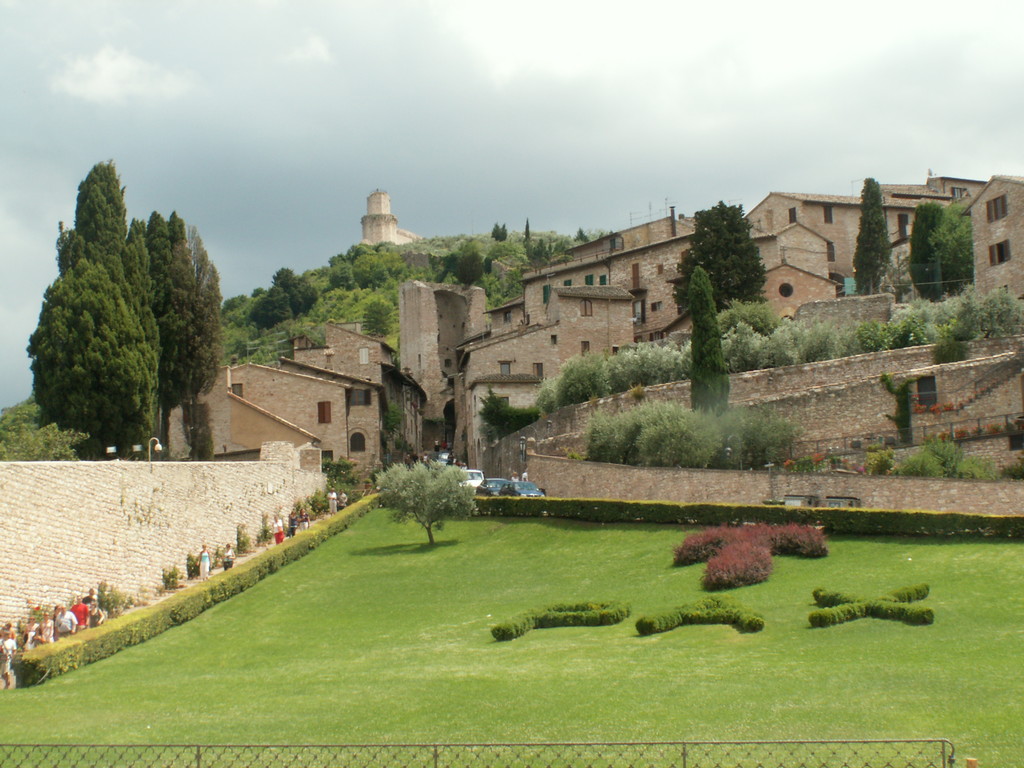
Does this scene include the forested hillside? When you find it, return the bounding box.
[221,224,600,364]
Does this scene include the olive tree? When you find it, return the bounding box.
[376,462,476,545]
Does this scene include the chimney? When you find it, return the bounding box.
[670,206,677,236]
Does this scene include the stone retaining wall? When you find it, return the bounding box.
[0,442,323,625]
[524,445,1024,516]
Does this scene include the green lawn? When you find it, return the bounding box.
[0,510,1019,766]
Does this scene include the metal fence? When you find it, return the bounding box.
[0,740,957,768]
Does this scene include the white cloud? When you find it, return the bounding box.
[283,34,332,64]
[50,46,193,104]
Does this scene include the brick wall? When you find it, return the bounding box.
[794,294,895,326]
[0,443,323,626]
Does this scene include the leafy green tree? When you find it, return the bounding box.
[675,202,764,311]
[250,285,292,329]
[689,266,729,412]
[718,301,780,336]
[376,462,476,545]
[931,203,973,296]
[909,202,945,300]
[524,218,531,242]
[362,295,394,337]
[575,227,588,243]
[479,389,540,440]
[0,399,86,460]
[28,162,157,458]
[853,178,891,295]
[454,241,484,285]
[491,223,507,241]
[272,267,318,317]
[556,352,610,407]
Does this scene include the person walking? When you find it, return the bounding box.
[199,544,212,580]
[328,489,338,515]
[273,514,285,545]
[1,628,17,689]
[223,543,235,570]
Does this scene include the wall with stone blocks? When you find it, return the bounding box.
[0,442,323,625]
[524,448,1024,517]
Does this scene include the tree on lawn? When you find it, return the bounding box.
[674,201,765,312]
[28,161,157,458]
[853,178,891,295]
[376,462,476,545]
[909,202,945,300]
[689,266,729,413]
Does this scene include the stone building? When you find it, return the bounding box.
[360,189,421,246]
[746,175,984,291]
[969,176,1024,298]
[171,323,424,469]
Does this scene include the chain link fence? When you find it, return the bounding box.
[0,740,956,768]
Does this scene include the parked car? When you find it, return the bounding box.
[498,481,545,497]
[476,478,512,497]
[460,469,484,488]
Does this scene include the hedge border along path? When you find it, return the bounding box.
[635,595,765,635]
[808,583,933,628]
[19,496,374,686]
[491,601,631,641]
[476,496,1024,538]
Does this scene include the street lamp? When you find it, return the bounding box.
[148,437,163,463]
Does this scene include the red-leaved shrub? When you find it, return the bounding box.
[764,522,829,558]
[675,522,828,590]
[702,540,774,590]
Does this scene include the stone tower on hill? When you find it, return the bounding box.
[360,189,421,245]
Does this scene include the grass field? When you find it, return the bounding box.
[0,510,1019,766]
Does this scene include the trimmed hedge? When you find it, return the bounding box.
[491,601,631,642]
[635,595,764,636]
[476,497,1024,538]
[19,496,374,686]
[808,583,933,628]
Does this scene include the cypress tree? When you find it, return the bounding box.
[29,163,158,457]
[909,202,945,300]
[674,201,765,312]
[689,266,729,413]
[853,178,891,295]
[148,211,192,447]
[180,227,222,459]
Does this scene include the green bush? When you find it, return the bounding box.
[256,513,273,545]
[636,596,763,635]
[475,496,1024,538]
[236,524,253,555]
[808,583,933,627]
[96,582,134,618]
[19,497,374,687]
[161,566,181,591]
[491,601,630,642]
[185,552,200,580]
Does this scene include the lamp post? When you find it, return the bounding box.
[148,437,163,463]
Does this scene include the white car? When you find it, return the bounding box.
[460,469,484,488]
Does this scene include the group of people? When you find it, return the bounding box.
[1,590,109,689]
[510,470,529,482]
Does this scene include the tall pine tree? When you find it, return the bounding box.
[28,162,157,457]
[674,202,765,312]
[853,178,891,295]
[688,266,729,413]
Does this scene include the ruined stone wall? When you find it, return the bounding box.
[0,443,323,625]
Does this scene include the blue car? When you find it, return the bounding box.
[476,478,512,497]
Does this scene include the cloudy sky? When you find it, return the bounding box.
[2,0,1024,411]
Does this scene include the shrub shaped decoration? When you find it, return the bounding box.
[673,523,828,590]
[808,583,933,628]
[636,595,764,635]
[491,601,630,642]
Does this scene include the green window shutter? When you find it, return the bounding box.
[585,274,594,285]
[543,285,550,304]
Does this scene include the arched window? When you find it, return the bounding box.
[350,432,366,453]
[581,299,593,316]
